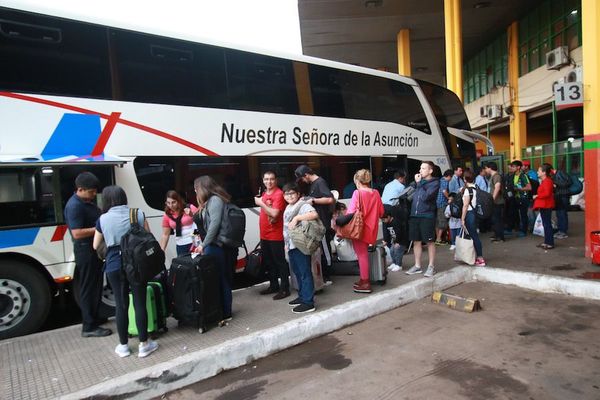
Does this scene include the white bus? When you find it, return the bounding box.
[0,6,488,338]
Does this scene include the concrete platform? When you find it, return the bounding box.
[2,212,599,400]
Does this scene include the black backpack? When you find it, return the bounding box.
[120,208,166,284]
[217,202,246,248]
[450,187,493,220]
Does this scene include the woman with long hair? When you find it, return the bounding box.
[533,163,556,249]
[348,169,384,294]
[193,176,233,321]
[461,169,486,266]
[93,185,158,358]
[160,190,197,256]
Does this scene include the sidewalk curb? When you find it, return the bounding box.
[60,268,468,400]
[473,267,600,300]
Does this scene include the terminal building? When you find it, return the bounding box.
[298,0,598,255]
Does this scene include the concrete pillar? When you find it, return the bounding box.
[582,0,600,257]
[507,21,527,161]
[444,0,463,102]
[397,29,411,76]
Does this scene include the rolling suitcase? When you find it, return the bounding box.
[368,245,387,285]
[128,281,168,337]
[290,247,325,292]
[168,253,222,333]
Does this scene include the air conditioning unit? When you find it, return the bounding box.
[546,46,569,70]
[479,106,487,118]
[566,66,583,83]
[487,105,502,120]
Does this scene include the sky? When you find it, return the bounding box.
[2,0,303,54]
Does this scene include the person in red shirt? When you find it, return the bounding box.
[254,171,289,299]
[533,163,555,249]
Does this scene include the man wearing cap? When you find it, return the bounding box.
[295,165,335,283]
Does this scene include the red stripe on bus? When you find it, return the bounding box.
[51,225,68,242]
[0,92,219,156]
[92,112,121,156]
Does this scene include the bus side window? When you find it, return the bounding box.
[0,8,111,98]
[0,167,57,228]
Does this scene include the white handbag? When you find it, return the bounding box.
[454,228,476,266]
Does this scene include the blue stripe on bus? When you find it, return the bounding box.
[42,114,102,157]
[0,228,40,249]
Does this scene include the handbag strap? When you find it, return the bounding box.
[355,190,362,212]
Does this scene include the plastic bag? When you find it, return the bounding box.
[533,213,544,237]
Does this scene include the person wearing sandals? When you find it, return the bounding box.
[460,169,486,267]
[533,163,555,250]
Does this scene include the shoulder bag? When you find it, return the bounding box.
[335,191,364,240]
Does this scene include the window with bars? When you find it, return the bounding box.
[519,0,581,76]
[463,33,508,104]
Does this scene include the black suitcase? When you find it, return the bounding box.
[168,254,223,333]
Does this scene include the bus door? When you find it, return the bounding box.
[371,155,409,191]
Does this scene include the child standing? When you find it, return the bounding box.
[282,182,318,314]
[445,193,462,251]
[381,204,406,271]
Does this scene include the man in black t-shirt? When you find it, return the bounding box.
[295,165,335,283]
[64,172,112,338]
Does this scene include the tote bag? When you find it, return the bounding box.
[335,192,364,240]
[454,228,476,266]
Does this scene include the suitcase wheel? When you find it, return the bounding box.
[198,327,204,334]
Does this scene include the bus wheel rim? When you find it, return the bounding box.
[0,279,31,331]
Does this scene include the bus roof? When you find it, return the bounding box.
[0,3,419,88]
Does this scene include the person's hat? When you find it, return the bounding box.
[294,165,312,178]
[523,160,531,167]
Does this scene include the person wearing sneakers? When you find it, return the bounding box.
[381,204,406,272]
[282,183,317,314]
[434,169,452,245]
[254,171,290,300]
[485,162,505,243]
[533,163,555,249]
[347,169,384,293]
[93,186,158,358]
[460,169,486,267]
[295,165,335,284]
[406,161,440,278]
[444,193,462,250]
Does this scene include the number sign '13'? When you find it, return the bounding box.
[554,82,583,110]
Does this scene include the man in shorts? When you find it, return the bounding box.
[406,161,440,277]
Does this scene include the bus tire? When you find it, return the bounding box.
[72,273,115,320]
[0,261,52,339]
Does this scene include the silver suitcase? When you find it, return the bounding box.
[368,245,387,285]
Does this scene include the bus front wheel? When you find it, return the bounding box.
[0,261,52,339]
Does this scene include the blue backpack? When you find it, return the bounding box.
[568,175,583,195]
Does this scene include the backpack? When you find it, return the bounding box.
[217,202,246,248]
[120,208,166,284]
[568,175,583,195]
[450,187,493,220]
[474,187,494,219]
[288,201,327,255]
